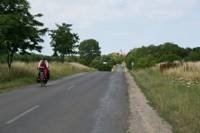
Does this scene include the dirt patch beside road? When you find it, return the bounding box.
[126,72,172,133]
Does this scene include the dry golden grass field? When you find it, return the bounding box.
[164,61,200,81]
[133,62,200,133]
[0,62,93,92]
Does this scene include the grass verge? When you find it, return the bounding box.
[0,62,94,92]
[132,68,200,133]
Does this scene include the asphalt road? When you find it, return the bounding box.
[0,70,128,133]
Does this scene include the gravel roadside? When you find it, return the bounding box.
[126,72,172,133]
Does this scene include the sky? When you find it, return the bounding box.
[28,0,200,55]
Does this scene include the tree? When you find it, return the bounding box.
[101,55,114,71]
[89,56,112,71]
[0,0,47,70]
[186,48,200,61]
[159,54,181,62]
[79,39,101,65]
[158,42,183,62]
[0,45,7,63]
[50,23,79,63]
[108,53,125,65]
[89,57,104,71]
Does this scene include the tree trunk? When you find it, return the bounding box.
[7,51,14,71]
[61,54,65,63]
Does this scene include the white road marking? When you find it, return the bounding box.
[5,105,40,125]
[68,86,74,91]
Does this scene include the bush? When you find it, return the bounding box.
[159,54,181,62]
[89,57,112,71]
[125,42,200,69]
[185,51,200,61]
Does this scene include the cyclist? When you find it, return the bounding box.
[37,59,49,81]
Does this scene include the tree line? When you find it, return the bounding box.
[0,0,124,71]
[126,42,200,69]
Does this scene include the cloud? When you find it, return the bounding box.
[27,0,200,55]
[29,0,199,29]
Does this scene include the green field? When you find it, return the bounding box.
[132,68,200,133]
[0,62,93,92]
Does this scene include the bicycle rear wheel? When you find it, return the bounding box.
[40,72,45,87]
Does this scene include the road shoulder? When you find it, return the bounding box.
[126,72,172,133]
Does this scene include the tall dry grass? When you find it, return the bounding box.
[164,62,200,81]
[133,68,200,133]
[0,62,93,91]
